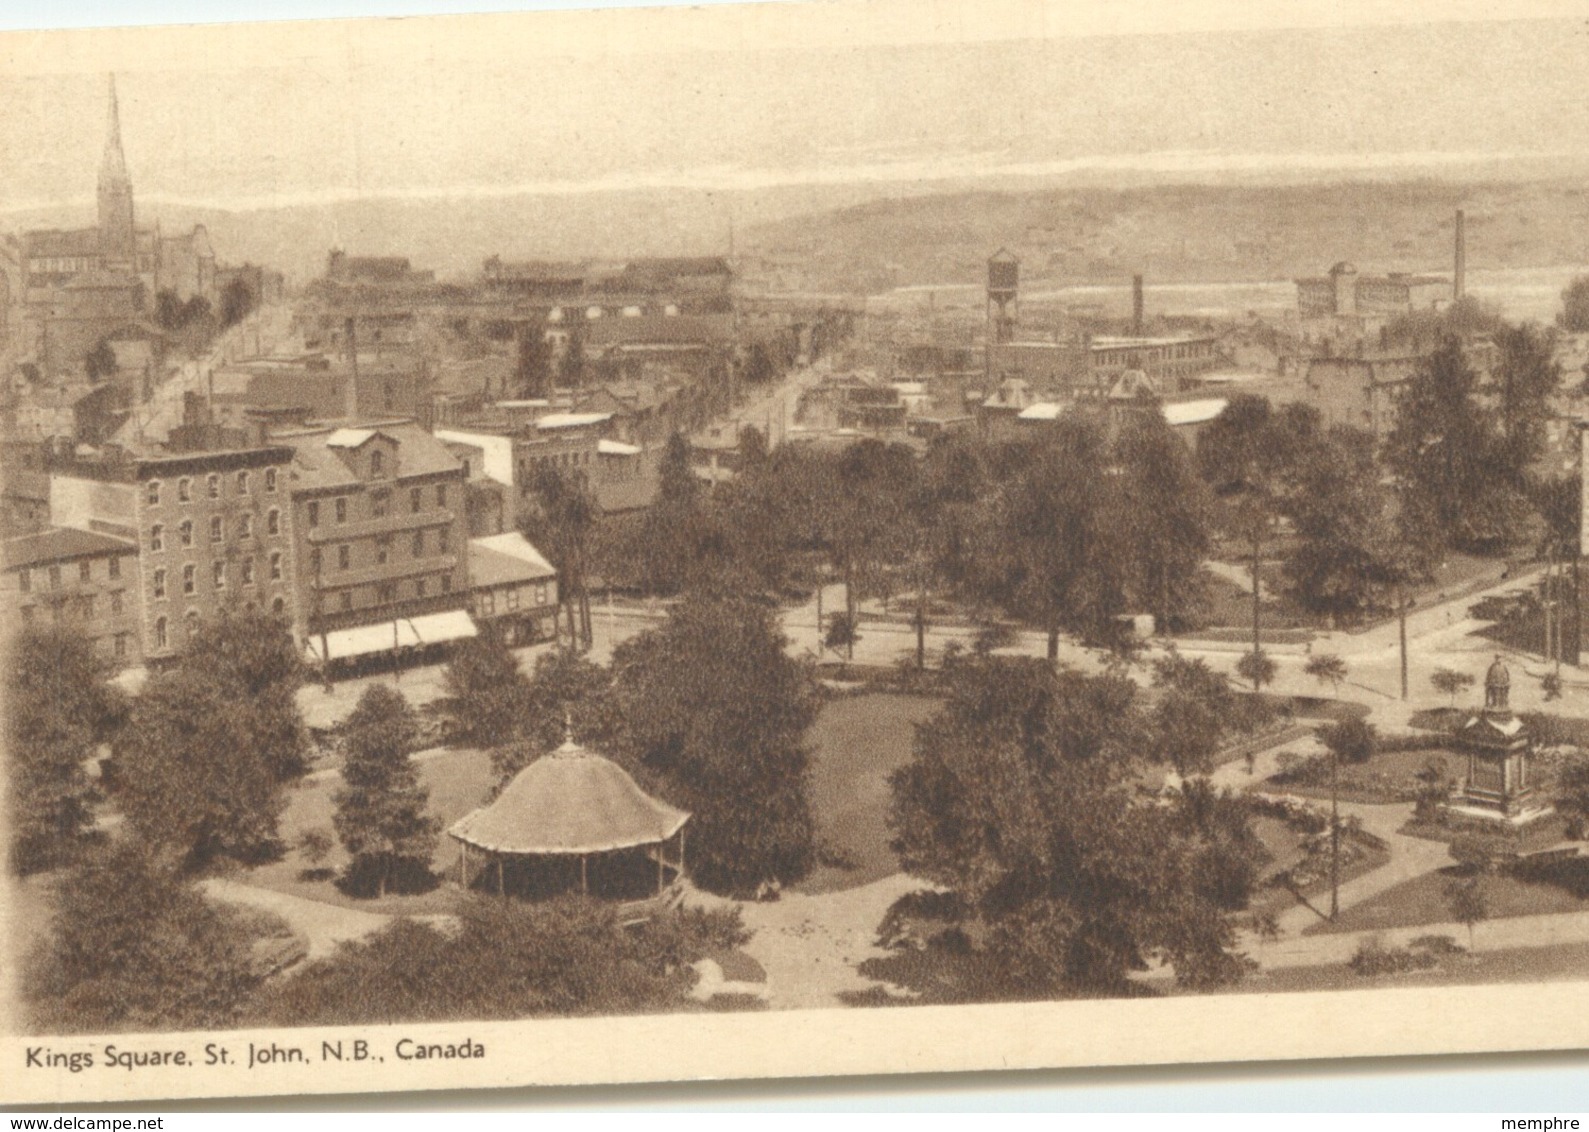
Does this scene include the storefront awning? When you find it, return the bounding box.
[304,610,479,662]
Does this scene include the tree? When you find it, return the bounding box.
[515,325,553,399]
[558,332,585,388]
[1148,650,1243,777]
[743,340,776,385]
[613,591,819,893]
[887,657,1254,996]
[494,647,625,782]
[25,842,263,1033]
[333,685,438,898]
[1115,409,1214,632]
[1554,752,1589,839]
[113,612,307,868]
[1304,653,1348,694]
[522,466,600,648]
[1431,668,1476,708]
[1491,324,1560,486]
[738,424,769,470]
[823,610,859,655]
[1559,274,1589,333]
[442,629,531,747]
[84,338,117,382]
[219,275,257,328]
[1235,649,1277,693]
[1319,717,1376,766]
[1444,874,1488,950]
[1413,756,1454,822]
[657,431,699,507]
[7,627,126,875]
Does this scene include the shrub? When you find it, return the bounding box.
[1348,937,1438,977]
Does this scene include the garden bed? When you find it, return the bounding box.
[1303,858,1589,936]
[1256,746,1463,806]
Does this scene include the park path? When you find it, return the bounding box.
[1203,558,1271,599]
[199,878,459,962]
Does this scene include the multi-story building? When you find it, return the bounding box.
[1,526,141,665]
[271,419,472,666]
[467,532,559,646]
[49,445,300,663]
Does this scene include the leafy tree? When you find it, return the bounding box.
[494,648,625,782]
[613,591,818,893]
[738,424,769,470]
[1148,650,1243,776]
[1304,653,1348,694]
[1560,274,1589,333]
[1319,717,1376,766]
[1431,668,1476,708]
[1554,752,1589,839]
[255,896,746,1025]
[26,842,264,1033]
[113,612,307,868]
[515,325,553,399]
[1235,649,1277,693]
[1413,756,1454,822]
[1114,409,1214,631]
[887,657,1254,996]
[7,626,126,874]
[84,338,117,382]
[522,466,600,648]
[1491,324,1561,485]
[743,340,777,385]
[558,332,585,388]
[219,275,258,328]
[658,431,699,507]
[333,685,438,898]
[443,629,531,747]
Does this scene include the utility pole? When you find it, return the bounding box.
[1399,590,1409,701]
[1329,741,1341,921]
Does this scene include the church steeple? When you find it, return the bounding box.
[97,74,135,263]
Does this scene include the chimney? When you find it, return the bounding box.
[1454,209,1467,301]
[1131,274,1145,335]
[344,316,360,419]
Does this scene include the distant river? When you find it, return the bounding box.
[877,265,1587,325]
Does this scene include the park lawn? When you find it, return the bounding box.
[232,746,497,916]
[1216,936,1589,996]
[1303,862,1589,937]
[1257,746,1463,805]
[795,692,941,896]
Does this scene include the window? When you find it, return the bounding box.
[441,575,452,594]
[48,565,60,590]
[150,525,163,552]
[210,516,223,543]
[110,591,124,614]
[271,596,285,615]
[267,509,280,536]
[265,468,277,493]
[20,606,33,625]
[337,544,350,570]
[270,552,282,581]
[438,527,450,553]
[186,611,200,639]
[108,556,120,580]
[308,501,320,528]
[146,481,160,505]
[415,577,428,598]
[179,520,193,548]
[378,582,396,605]
[213,561,226,589]
[79,594,96,619]
[78,560,91,583]
[376,537,390,565]
[178,478,191,503]
[182,564,196,595]
[340,591,354,611]
[238,514,253,540]
[335,497,347,524]
[371,490,389,518]
[18,569,29,594]
[113,633,127,659]
[237,471,250,495]
[241,559,255,585]
[370,449,385,478]
[480,590,495,615]
[207,474,219,500]
[154,617,167,649]
[410,486,422,513]
[310,548,322,575]
[436,484,448,508]
[412,530,424,558]
[505,586,519,611]
[153,569,166,599]
[535,583,548,606]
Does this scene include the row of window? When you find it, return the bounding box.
[146,467,279,506]
[16,556,122,593]
[309,527,451,574]
[149,510,282,551]
[307,484,449,528]
[314,574,453,614]
[152,600,287,650]
[18,590,128,620]
[477,583,551,615]
[151,553,285,599]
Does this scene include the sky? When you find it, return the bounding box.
[3,1,1589,218]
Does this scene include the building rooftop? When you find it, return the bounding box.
[4,526,135,571]
[468,532,557,588]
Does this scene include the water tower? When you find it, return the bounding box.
[987,248,1019,345]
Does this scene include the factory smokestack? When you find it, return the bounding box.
[1131,274,1144,335]
[1454,209,1466,301]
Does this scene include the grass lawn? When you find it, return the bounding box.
[1304,861,1589,936]
[1256,746,1463,805]
[795,692,941,896]
[233,746,497,916]
[1218,937,1589,996]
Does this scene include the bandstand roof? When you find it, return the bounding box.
[448,737,689,856]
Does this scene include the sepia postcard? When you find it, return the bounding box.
[8,0,1589,1107]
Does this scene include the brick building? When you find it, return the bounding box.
[2,526,141,665]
